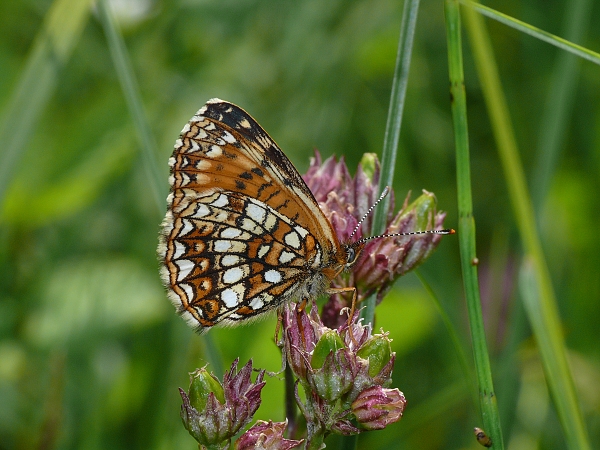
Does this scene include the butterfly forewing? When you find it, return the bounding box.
[159,99,346,331]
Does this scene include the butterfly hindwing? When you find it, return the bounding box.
[159,99,345,331]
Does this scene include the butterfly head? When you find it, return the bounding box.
[343,241,365,269]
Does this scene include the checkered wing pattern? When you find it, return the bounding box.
[158,99,347,332]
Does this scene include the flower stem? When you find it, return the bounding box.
[284,364,298,438]
[444,1,504,447]
[363,0,421,326]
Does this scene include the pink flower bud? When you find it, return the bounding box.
[351,385,406,430]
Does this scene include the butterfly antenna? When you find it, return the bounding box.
[355,228,455,246]
[349,186,391,240]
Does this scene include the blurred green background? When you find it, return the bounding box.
[1,0,599,449]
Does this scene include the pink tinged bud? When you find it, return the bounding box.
[351,386,406,430]
[354,190,447,301]
[282,303,319,381]
[224,359,266,435]
[179,388,231,447]
[235,420,303,450]
[303,151,353,205]
[330,419,361,436]
[179,359,265,447]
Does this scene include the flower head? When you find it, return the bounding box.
[303,151,450,327]
[180,359,266,448]
[281,301,399,443]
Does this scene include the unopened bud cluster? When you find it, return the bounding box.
[282,302,406,445]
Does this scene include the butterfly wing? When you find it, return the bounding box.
[158,99,343,331]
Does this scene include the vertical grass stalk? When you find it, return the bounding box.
[97,0,164,214]
[444,1,504,448]
[362,0,421,325]
[97,0,225,395]
[461,4,591,448]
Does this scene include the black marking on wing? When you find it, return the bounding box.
[203,100,320,208]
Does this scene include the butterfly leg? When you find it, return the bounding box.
[295,298,308,347]
[325,286,359,345]
[274,310,283,345]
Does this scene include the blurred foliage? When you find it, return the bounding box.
[1,0,599,449]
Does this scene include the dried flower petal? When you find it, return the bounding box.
[235,420,303,450]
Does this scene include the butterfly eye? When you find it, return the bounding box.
[345,246,359,266]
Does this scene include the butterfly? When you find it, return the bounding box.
[158,99,451,333]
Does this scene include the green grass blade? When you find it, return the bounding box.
[96,0,164,215]
[444,1,504,448]
[460,0,600,66]
[519,260,591,450]
[415,272,474,398]
[362,0,421,325]
[531,0,593,215]
[349,3,422,448]
[461,5,591,449]
[96,0,225,382]
[0,0,94,212]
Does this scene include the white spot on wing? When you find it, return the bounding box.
[249,297,264,310]
[313,248,322,266]
[180,219,194,236]
[211,194,229,208]
[279,251,295,264]
[206,145,222,157]
[214,240,232,252]
[264,270,282,283]
[229,241,248,252]
[221,254,240,267]
[284,231,301,249]
[295,226,309,237]
[174,241,186,259]
[240,218,260,233]
[264,212,277,231]
[190,140,201,152]
[221,130,236,143]
[221,289,239,308]
[194,204,210,218]
[258,245,270,259]
[195,174,210,184]
[196,159,211,170]
[175,259,194,281]
[221,227,242,239]
[246,203,266,224]
[223,267,245,284]
[181,283,194,303]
